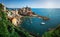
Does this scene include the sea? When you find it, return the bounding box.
[8,8,60,36]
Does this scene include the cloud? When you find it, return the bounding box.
[2,0,60,8]
[31,0,60,8]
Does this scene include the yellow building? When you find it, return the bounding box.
[12,17,21,26]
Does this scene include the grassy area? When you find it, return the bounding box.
[0,11,34,37]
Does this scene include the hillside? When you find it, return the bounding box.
[42,25,60,37]
[0,9,34,37]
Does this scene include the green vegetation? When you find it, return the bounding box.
[0,3,4,11]
[0,11,34,37]
[42,25,60,37]
[1,3,60,37]
[0,3,34,37]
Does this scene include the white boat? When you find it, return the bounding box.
[41,22,45,25]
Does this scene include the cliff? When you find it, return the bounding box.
[18,7,49,20]
[0,3,50,37]
[0,3,34,37]
[42,24,60,37]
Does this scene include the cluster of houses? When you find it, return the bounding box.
[7,7,35,26]
[0,3,34,26]
[18,7,34,16]
[0,3,49,26]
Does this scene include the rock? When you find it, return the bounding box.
[43,17,49,20]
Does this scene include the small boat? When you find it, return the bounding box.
[41,22,45,25]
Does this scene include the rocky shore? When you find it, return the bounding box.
[0,3,49,26]
[0,3,35,37]
[1,2,60,37]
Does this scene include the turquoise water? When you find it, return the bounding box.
[8,8,60,36]
[21,8,60,36]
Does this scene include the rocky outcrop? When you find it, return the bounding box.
[0,3,49,26]
[18,7,49,20]
[0,11,34,37]
[18,7,33,16]
[0,3,6,12]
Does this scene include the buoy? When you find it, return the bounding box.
[41,22,45,25]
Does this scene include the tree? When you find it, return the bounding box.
[0,9,33,37]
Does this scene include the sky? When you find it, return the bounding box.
[0,0,60,8]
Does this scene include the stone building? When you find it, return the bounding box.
[7,9,22,26]
[18,7,33,16]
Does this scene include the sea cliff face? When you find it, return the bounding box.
[0,3,34,37]
[0,11,34,37]
[0,3,51,37]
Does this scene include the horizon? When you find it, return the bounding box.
[0,0,60,8]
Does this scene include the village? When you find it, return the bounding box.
[0,3,49,26]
